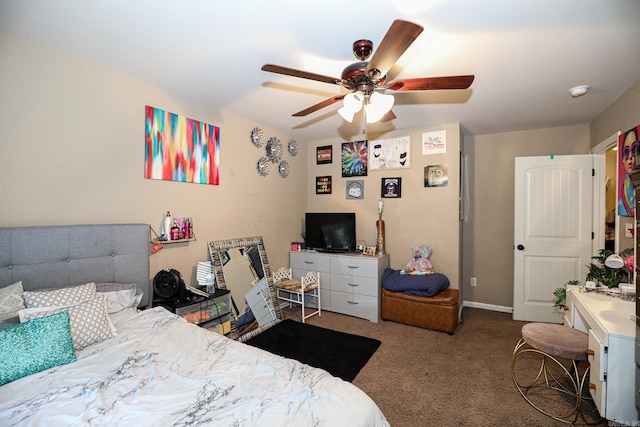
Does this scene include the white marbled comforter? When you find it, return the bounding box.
[0,307,389,427]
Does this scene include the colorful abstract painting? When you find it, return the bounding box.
[144,106,220,185]
[341,140,368,177]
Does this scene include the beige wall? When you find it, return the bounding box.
[3,29,637,310]
[462,125,590,308]
[306,124,462,289]
[0,31,306,285]
[590,79,640,148]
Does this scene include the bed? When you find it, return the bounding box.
[0,224,389,426]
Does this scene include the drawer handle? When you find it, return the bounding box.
[563,306,569,311]
[587,349,595,356]
[304,261,315,264]
[347,283,359,287]
[347,266,359,269]
[589,382,597,390]
[347,301,359,305]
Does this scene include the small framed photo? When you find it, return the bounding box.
[316,176,332,194]
[381,177,402,198]
[363,245,377,256]
[346,180,364,200]
[316,145,333,164]
[424,164,449,187]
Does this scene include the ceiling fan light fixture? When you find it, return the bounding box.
[365,91,394,123]
[338,91,364,122]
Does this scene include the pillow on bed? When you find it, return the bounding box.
[96,283,143,313]
[18,295,116,351]
[0,310,76,386]
[0,281,25,321]
[23,282,97,309]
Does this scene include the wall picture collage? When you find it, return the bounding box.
[314,131,449,199]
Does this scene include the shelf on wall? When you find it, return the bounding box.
[149,225,196,244]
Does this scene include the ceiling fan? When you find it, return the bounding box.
[262,19,475,124]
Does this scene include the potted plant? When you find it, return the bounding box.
[552,248,634,309]
[553,280,579,309]
[585,248,634,288]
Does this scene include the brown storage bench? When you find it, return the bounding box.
[381,288,459,334]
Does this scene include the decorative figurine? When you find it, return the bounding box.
[376,199,385,255]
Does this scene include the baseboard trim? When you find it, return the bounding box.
[462,300,513,313]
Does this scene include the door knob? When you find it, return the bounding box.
[516,244,525,250]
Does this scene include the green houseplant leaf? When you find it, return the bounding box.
[585,248,634,288]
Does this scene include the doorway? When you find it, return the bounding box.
[513,155,594,323]
[592,132,630,254]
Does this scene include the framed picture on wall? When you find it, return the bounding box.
[381,177,402,198]
[346,180,364,200]
[316,176,332,194]
[424,164,449,187]
[369,135,411,170]
[341,140,368,177]
[316,145,333,164]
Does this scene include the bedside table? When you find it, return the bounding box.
[153,288,232,335]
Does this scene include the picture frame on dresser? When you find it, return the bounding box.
[363,246,377,256]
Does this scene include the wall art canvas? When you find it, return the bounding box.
[342,140,368,177]
[316,145,333,164]
[346,180,364,200]
[617,124,640,217]
[381,177,402,198]
[316,176,332,194]
[370,135,411,170]
[424,164,448,187]
[145,105,220,185]
[422,130,447,156]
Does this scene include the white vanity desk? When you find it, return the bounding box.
[564,285,638,424]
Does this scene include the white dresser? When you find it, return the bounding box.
[564,285,638,424]
[290,251,390,322]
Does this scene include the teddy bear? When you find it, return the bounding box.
[403,245,434,275]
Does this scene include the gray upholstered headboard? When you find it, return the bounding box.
[0,224,151,307]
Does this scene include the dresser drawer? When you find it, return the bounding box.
[330,290,378,322]
[290,251,331,273]
[587,329,607,415]
[331,273,379,297]
[330,256,379,278]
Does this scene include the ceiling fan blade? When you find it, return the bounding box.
[293,94,346,117]
[365,20,423,79]
[262,64,343,86]
[385,75,475,91]
[380,110,396,122]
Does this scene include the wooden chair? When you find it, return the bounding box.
[272,267,321,323]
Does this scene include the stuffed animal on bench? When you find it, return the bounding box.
[403,245,434,275]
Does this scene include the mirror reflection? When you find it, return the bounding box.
[208,236,282,341]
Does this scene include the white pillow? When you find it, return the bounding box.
[0,282,25,321]
[19,295,116,351]
[96,283,143,313]
[23,282,97,309]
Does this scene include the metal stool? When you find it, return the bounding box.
[511,323,601,424]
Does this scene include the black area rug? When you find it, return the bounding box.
[244,319,381,382]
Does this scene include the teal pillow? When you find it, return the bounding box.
[0,310,77,386]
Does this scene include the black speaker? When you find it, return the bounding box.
[153,268,186,302]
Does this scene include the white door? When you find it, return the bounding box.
[513,155,594,323]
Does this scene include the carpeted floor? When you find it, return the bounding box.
[281,306,610,427]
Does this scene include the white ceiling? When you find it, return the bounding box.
[1,0,639,142]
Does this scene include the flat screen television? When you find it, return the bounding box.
[304,212,356,253]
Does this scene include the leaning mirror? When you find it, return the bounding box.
[207,236,283,342]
